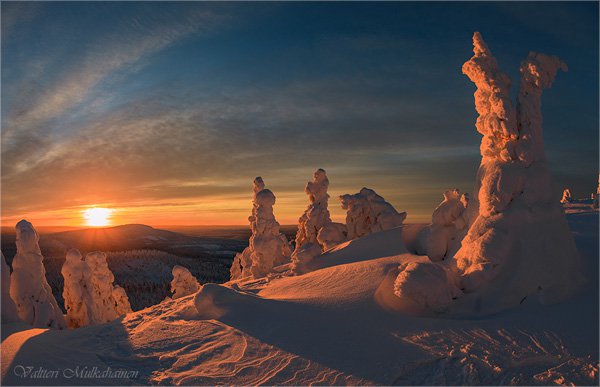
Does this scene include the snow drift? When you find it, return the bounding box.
[230,177,292,280]
[9,220,66,329]
[395,32,583,315]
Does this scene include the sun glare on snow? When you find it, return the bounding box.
[83,207,113,227]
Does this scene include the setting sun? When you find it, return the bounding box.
[83,207,113,227]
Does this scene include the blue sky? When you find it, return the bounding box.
[1,2,598,225]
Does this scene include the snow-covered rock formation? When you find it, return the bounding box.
[291,169,347,273]
[560,188,572,204]
[415,189,469,261]
[61,249,92,328]
[86,251,120,324]
[170,265,201,299]
[9,220,66,329]
[230,177,292,280]
[1,252,20,323]
[112,285,132,316]
[339,188,407,240]
[395,32,582,314]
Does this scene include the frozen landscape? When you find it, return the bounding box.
[1,3,599,385]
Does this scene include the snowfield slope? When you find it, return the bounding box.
[1,210,598,386]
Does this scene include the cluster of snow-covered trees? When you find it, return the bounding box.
[2,219,202,329]
[231,170,408,280]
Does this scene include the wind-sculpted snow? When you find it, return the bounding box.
[170,265,201,299]
[396,32,583,315]
[340,187,407,240]
[9,220,66,329]
[230,177,292,280]
[395,329,598,385]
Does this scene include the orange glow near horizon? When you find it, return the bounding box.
[0,191,436,229]
[82,207,114,227]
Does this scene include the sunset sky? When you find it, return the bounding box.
[2,2,598,227]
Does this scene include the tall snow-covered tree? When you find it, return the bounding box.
[86,251,120,324]
[230,177,292,280]
[61,249,93,328]
[10,220,66,329]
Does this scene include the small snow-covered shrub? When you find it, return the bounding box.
[171,265,201,299]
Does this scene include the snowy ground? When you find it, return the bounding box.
[1,208,598,386]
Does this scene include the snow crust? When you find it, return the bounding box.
[230,177,292,280]
[171,265,201,299]
[9,220,66,329]
[339,187,407,240]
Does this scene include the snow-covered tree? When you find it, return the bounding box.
[395,33,582,314]
[291,169,347,273]
[9,220,66,329]
[170,265,201,299]
[416,189,469,261]
[61,249,92,328]
[230,177,292,280]
[112,285,132,316]
[560,189,572,204]
[1,251,20,323]
[295,169,346,250]
[339,187,407,240]
[86,251,120,324]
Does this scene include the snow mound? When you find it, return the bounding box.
[340,187,407,239]
[393,260,460,314]
[293,226,408,275]
[171,265,201,299]
[9,220,66,329]
[230,177,292,280]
